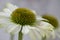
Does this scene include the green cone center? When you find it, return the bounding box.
[11,8,36,25]
[42,14,58,29]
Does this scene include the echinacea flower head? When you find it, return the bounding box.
[11,8,36,25]
[0,3,59,40]
[42,14,58,29]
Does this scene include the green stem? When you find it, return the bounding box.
[18,25,23,40]
[42,35,46,40]
[10,34,14,40]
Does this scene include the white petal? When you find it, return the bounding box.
[28,26,46,38]
[56,33,60,38]
[3,8,11,13]
[36,16,48,21]
[55,31,60,38]
[37,21,54,31]
[33,27,46,37]
[9,25,21,34]
[29,26,46,38]
[22,25,30,35]
[0,15,21,34]
[32,29,42,40]
[37,28,50,40]
[36,25,53,39]
[28,26,36,29]
[31,21,55,40]
[31,10,37,15]
[6,3,18,12]
[45,32,51,39]
[5,23,21,34]
[3,8,11,17]
[0,16,11,28]
[31,21,54,39]
[28,30,36,40]
[33,16,48,26]
[0,12,10,17]
[51,30,55,39]
[0,16,10,24]
[2,3,18,17]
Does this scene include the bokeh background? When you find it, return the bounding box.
[0,0,60,40]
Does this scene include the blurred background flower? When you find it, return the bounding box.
[0,0,60,40]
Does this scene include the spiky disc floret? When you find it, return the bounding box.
[11,8,36,26]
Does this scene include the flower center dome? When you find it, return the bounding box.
[11,8,36,25]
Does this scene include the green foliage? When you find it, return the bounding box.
[11,8,36,26]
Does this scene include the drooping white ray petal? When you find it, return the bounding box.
[9,25,21,34]
[37,27,50,40]
[5,23,21,34]
[3,8,11,13]
[37,21,54,31]
[39,27,54,40]
[31,19,54,39]
[37,28,51,40]
[28,25,46,38]
[0,15,10,27]
[32,17,48,27]
[6,3,18,12]
[0,12,10,17]
[50,30,55,39]
[3,8,12,17]
[33,27,46,37]
[36,16,48,21]
[31,10,37,15]
[28,26,36,29]
[45,31,51,39]
[1,3,18,17]
[22,25,30,35]
[32,29,42,40]
[56,31,60,38]
[29,26,45,37]
[28,30,37,40]
[31,21,54,40]
[32,21,54,36]
[0,16,11,28]
[56,28,60,38]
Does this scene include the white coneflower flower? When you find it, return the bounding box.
[41,14,59,40]
[0,3,57,40]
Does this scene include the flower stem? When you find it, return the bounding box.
[42,35,46,40]
[18,25,23,40]
[10,34,14,40]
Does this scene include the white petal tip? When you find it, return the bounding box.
[6,3,13,6]
[6,3,18,12]
[36,16,48,21]
[32,10,36,15]
[22,26,30,35]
